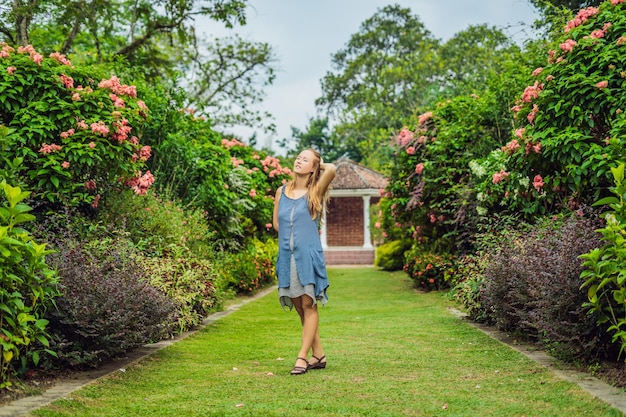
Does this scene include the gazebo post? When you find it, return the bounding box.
[362,195,373,249]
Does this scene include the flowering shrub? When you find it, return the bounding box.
[142,104,290,248]
[0,181,58,388]
[403,248,456,291]
[0,44,153,208]
[477,1,626,217]
[381,91,523,253]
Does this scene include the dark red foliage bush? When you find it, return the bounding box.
[44,239,177,368]
[481,212,619,362]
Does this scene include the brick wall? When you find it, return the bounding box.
[326,197,363,246]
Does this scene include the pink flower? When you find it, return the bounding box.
[6,66,16,75]
[77,120,88,130]
[61,161,70,169]
[492,169,510,184]
[265,223,272,230]
[396,127,414,147]
[375,222,381,229]
[415,163,424,175]
[511,104,523,113]
[502,139,521,155]
[59,74,74,89]
[84,180,97,190]
[527,104,539,125]
[533,174,544,191]
[139,146,151,161]
[564,7,599,32]
[545,74,554,82]
[50,52,72,66]
[72,93,81,101]
[531,67,543,77]
[109,93,126,108]
[39,143,62,154]
[559,39,577,53]
[249,189,257,197]
[91,121,109,136]
[613,0,625,5]
[88,142,96,149]
[406,146,415,155]
[596,80,608,89]
[521,81,542,102]
[418,111,433,125]
[91,194,101,208]
[514,128,525,139]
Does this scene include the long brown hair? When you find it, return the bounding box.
[286,148,329,219]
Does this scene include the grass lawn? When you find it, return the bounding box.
[30,268,624,417]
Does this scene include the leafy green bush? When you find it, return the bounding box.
[45,236,177,368]
[97,189,214,259]
[374,240,411,271]
[0,44,153,209]
[403,247,456,291]
[140,254,226,333]
[581,163,626,359]
[218,238,277,294]
[0,181,58,388]
[450,253,490,323]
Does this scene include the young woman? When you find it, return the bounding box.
[272,148,336,375]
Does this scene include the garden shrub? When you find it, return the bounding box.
[581,163,626,359]
[481,213,617,362]
[97,189,214,259]
[450,253,490,323]
[0,44,154,209]
[476,1,626,218]
[218,238,277,294]
[45,236,177,368]
[403,246,456,291]
[374,239,411,271]
[140,254,226,333]
[0,181,58,388]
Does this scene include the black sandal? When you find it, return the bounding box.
[308,354,326,370]
[290,357,309,375]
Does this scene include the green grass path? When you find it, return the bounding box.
[31,268,623,416]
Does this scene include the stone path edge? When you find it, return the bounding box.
[0,285,278,417]
[449,308,626,416]
[2,284,626,416]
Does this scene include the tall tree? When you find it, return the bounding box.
[284,117,347,162]
[530,0,602,12]
[183,34,278,134]
[438,25,521,97]
[315,4,441,163]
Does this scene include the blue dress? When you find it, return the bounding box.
[276,187,329,309]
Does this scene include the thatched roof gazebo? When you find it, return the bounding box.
[322,159,388,265]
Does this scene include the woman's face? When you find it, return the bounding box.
[294,150,317,175]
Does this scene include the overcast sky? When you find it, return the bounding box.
[199,0,540,153]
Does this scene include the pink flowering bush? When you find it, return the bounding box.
[403,249,457,291]
[381,91,525,252]
[479,1,626,216]
[0,44,152,208]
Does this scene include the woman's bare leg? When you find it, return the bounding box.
[291,295,324,369]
